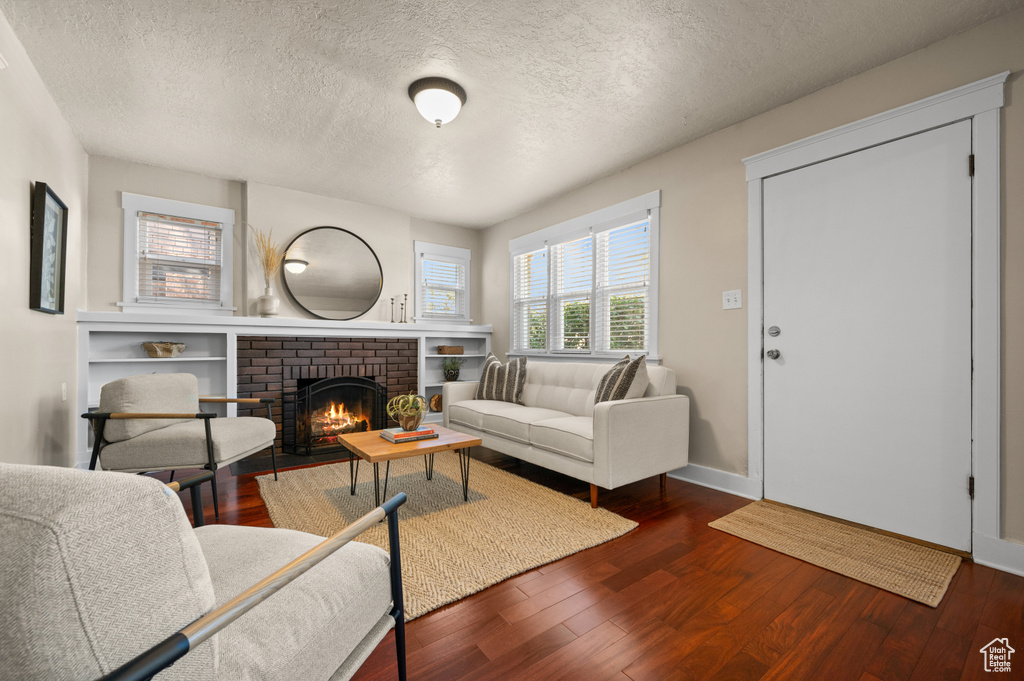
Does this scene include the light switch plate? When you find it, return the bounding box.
[722,290,742,310]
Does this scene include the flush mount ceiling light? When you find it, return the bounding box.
[284,259,308,274]
[408,77,467,128]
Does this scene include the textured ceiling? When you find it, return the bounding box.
[1,0,1020,227]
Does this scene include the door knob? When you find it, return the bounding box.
[766,349,781,360]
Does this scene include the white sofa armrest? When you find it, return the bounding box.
[442,382,479,428]
[592,394,689,489]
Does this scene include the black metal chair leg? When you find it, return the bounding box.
[88,417,106,471]
[190,484,204,527]
[203,418,219,521]
[266,401,278,481]
[209,470,220,521]
[168,470,175,483]
[386,504,407,681]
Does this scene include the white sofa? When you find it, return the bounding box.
[443,360,689,506]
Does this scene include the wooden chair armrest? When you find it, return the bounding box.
[165,471,215,493]
[83,412,216,420]
[199,397,276,404]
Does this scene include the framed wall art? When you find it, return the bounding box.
[30,181,68,314]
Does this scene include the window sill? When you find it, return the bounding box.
[413,316,473,324]
[117,301,237,315]
[507,351,661,364]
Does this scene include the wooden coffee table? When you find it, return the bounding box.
[337,425,482,507]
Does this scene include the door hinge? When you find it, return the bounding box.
[969,154,975,177]
[969,475,975,498]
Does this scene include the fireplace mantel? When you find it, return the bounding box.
[77,310,491,337]
[76,311,492,467]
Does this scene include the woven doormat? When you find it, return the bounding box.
[257,456,636,619]
[709,501,961,607]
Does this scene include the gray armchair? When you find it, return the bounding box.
[83,373,278,519]
[0,463,407,681]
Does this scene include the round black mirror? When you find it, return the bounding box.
[281,226,383,320]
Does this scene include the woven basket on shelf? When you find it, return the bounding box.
[436,345,464,355]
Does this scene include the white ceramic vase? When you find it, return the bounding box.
[257,286,280,317]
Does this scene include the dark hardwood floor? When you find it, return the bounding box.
[164,451,1024,681]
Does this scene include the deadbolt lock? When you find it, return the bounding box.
[768,326,780,337]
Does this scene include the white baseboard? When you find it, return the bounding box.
[669,463,763,500]
[973,532,1024,577]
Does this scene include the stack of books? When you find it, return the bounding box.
[379,426,439,443]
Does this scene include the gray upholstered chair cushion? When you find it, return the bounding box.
[0,464,217,680]
[99,373,201,442]
[194,525,393,681]
[530,416,595,462]
[100,416,276,472]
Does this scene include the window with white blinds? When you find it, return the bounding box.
[421,258,466,319]
[137,212,223,303]
[551,236,593,351]
[512,248,548,351]
[595,219,650,352]
[414,242,471,323]
[119,193,235,314]
[509,190,659,357]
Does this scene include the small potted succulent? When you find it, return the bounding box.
[386,394,427,431]
[443,356,465,382]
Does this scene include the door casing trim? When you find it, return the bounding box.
[744,72,1009,566]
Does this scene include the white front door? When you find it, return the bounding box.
[762,119,973,551]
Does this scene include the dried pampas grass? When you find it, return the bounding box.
[249,224,285,288]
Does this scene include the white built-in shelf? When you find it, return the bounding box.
[76,312,491,468]
[90,356,228,363]
[424,353,486,359]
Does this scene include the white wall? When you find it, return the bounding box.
[86,156,244,312]
[0,11,88,466]
[479,9,1024,541]
[245,182,481,323]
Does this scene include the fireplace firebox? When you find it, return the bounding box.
[282,376,388,456]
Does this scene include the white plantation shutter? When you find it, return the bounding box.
[507,191,660,358]
[421,257,466,319]
[414,242,471,323]
[551,236,593,351]
[512,248,549,351]
[595,219,650,352]
[137,212,222,304]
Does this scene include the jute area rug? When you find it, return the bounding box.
[709,501,961,607]
[257,455,637,619]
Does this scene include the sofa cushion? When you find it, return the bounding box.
[476,354,527,403]
[595,355,650,403]
[448,399,522,431]
[100,416,276,471]
[99,373,201,442]
[479,407,572,444]
[194,525,392,681]
[521,362,610,417]
[531,416,595,463]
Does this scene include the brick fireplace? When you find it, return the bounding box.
[236,336,418,451]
